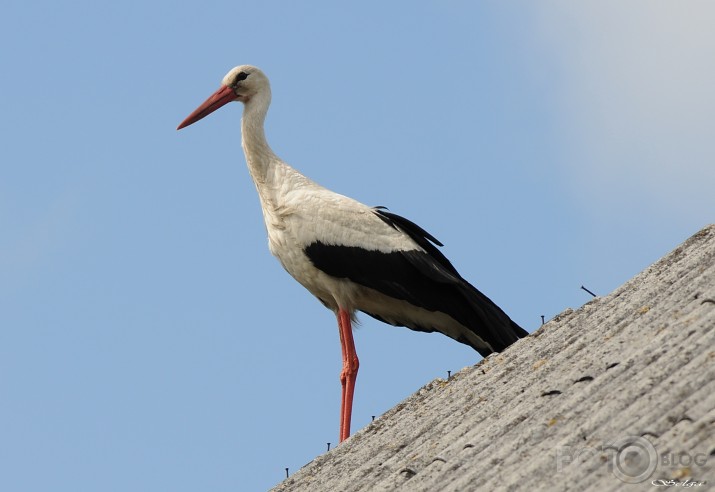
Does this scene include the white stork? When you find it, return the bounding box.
[177,65,527,443]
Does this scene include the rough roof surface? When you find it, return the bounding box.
[272,225,715,492]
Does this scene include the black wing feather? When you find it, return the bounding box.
[374,209,526,348]
[304,208,527,356]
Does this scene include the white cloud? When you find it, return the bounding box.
[533,2,715,219]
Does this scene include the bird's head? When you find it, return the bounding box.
[177,65,270,130]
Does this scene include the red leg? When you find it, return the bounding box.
[337,308,359,442]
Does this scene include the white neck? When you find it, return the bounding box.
[241,91,278,185]
[240,90,321,232]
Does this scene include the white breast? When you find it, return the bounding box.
[256,163,422,311]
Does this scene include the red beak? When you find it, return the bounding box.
[177,85,238,130]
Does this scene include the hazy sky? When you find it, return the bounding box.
[2,2,714,491]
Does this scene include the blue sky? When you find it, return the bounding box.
[2,2,714,491]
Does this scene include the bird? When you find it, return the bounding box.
[177,65,527,443]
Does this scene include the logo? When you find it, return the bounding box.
[606,436,658,483]
[556,435,709,484]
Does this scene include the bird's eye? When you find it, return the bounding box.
[230,71,249,89]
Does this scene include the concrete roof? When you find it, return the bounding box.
[272,225,715,491]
